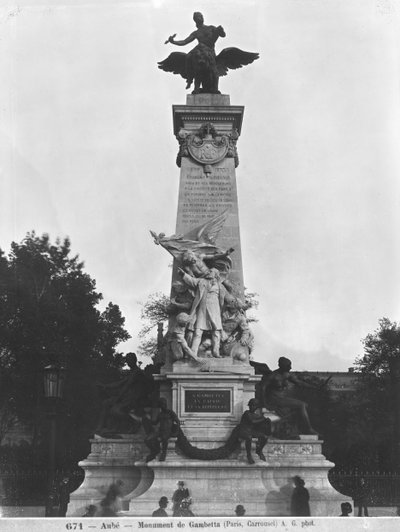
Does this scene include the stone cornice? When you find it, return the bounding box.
[173,105,244,136]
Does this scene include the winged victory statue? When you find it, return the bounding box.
[158,12,259,94]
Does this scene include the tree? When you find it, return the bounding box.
[0,232,130,466]
[356,318,400,375]
[354,318,400,469]
[137,292,171,361]
[324,318,400,471]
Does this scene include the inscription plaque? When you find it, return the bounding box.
[185,390,231,412]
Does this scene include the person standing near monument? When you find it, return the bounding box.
[179,267,233,358]
[98,480,124,517]
[172,481,190,516]
[354,477,369,517]
[290,476,311,516]
[58,476,70,517]
[152,496,169,517]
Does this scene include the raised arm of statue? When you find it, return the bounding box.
[216,25,226,38]
[178,268,198,290]
[166,31,197,46]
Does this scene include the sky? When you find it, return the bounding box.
[1,0,400,371]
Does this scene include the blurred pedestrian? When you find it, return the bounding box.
[354,477,369,517]
[99,480,124,517]
[83,505,97,517]
[290,476,310,516]
[152,496,169,517]
[45,481,60,517]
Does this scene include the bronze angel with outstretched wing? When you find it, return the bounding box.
[158,12,259,94]
[158,47,259,94]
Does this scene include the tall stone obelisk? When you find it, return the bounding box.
[173,94,244,295]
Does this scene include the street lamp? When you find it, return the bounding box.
[43,365,66,516]
[43,365,66,399]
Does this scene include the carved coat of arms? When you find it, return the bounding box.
[188,124,229,165]
[176,122,239,172]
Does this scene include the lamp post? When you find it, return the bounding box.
[43,365,66,517]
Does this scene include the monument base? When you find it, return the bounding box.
[68,435,348,517]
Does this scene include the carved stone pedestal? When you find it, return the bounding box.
[67,435,148,517]
[157,361,257,442]
[68,434,347,517]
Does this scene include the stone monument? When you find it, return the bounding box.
[68,12,347,517]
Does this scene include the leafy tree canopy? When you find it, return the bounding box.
[0,232,130,459]
[355,317,400,375]
[327,318,400,471]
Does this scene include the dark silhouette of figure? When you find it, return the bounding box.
[354,477,369,517]
[290,476,311,516]
[175,498,195,517]
[261,357,318,435]
[95,352,153,435]
[152,496,169,517]
[82,504,97,517]
[164,12,225,93]
[58,476,70,517]
[98,480,123,517]
[172,481,190,516]
[339,502,353,516]
[145,398,180,462]
[235,504,246,516]
[45,481,60,517]
[238,398,271,464]
[159,12,259,94]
